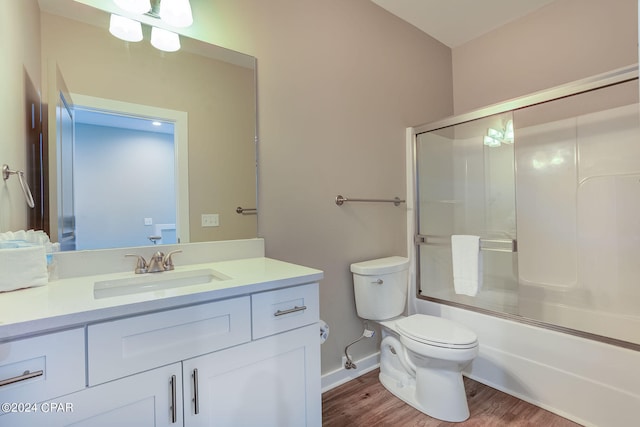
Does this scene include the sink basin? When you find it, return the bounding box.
[94,268,231,299]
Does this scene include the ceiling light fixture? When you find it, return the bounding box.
[110,0,192,51]
[109,14,143,42]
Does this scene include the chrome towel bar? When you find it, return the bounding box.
[236,206,257,215]
[335,194,405,207]
[415,234,517,253]
[2,164,35,208]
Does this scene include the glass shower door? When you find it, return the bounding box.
[415,112,519,314]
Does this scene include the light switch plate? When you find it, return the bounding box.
[201,213,219,227]
[144,217,153,226]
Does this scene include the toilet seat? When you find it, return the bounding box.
[396,314,478,349]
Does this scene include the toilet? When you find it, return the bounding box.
[351,256,478,422]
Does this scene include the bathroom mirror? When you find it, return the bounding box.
[36,0,257,250]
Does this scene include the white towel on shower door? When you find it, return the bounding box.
[451,235,482,296]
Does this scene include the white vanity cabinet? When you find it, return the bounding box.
[183,283,321,427]
[0,253,323,427]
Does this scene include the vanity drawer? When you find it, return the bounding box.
[87,296,251,385]
[252,283,319,339]
[0,328,85,404]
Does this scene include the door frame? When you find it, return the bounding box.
[70,93,190,245]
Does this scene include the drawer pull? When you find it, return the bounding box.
[170,374,177,423]
[0,369,44,387]
[193,368,200,415]
[274,305,307,317]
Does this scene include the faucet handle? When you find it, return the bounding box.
[163,250,182,271]
[125,254,148,274]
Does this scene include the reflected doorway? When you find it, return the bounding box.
[73,107,177,250]
[65,94,190,250]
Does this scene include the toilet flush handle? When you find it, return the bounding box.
[372,279,384,284]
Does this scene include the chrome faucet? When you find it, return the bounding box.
[125,250,182,274]
[146,251,166,273]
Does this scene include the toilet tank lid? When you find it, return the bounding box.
[350,256,409,275]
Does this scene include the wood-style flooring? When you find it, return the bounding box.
[322,369,582,427]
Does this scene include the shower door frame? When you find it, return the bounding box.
[410,64,640,351]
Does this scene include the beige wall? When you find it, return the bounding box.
[0,0,41,232]
[453,0,638,114]
[8,0,636,381]
[7,0,453,376]
[191,0,453,373]
[40,12,257,243]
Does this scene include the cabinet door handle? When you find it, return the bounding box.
[0,369,44,387]
[193,368,200,415]
[170,374,177,423]
[274,305,307,317]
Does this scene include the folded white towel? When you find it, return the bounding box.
[0,246,49,292]
[451,235,482,296]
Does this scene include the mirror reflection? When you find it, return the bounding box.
[36,0,258,251]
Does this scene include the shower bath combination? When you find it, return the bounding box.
[411,64,640,351]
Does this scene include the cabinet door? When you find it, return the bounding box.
[1,363,183,427]
[183,323,321,427]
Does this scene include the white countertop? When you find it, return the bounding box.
[0,257,323,342]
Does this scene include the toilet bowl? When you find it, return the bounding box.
[351,257,479,422]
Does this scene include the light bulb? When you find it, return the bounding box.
[109,14,143,42]
[484,136,501,147]
[487,128,503,139]
[151,27,181,52]
[159,0,193,28]
[504,120,515,143]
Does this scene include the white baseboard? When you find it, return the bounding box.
[321,352,380,393]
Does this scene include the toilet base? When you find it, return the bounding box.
[379,368,470,423]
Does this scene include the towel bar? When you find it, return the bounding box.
[335,195,405,206]
[2,164,35,208]
[415,234,517,253]
[236,206,257,215]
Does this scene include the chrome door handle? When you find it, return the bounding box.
[193,368,200,415]
[0,370,44,387]
[170,374,177,423]
[274,305,307,316]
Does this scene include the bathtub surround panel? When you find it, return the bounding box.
[515,84,640,344]
[417,78,640,348]
[515,119,578,289]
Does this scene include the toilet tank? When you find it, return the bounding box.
[351,256,409,320]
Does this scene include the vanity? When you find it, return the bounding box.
[0,239,323,427]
